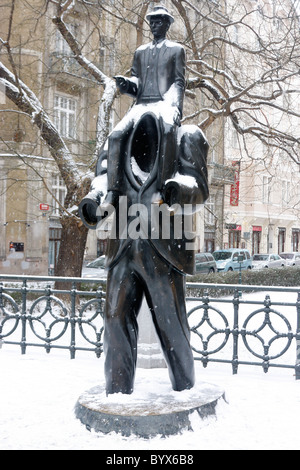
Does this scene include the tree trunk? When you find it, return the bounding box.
[55,215,88,291]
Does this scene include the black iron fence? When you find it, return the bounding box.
[0,275,299,379]
[0,275,106,359]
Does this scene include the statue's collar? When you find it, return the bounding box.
[151,38,166,47]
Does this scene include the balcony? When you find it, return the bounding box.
[48,53,98,86]
[208,162,235,186]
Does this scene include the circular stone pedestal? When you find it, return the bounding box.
[75,375,225,438]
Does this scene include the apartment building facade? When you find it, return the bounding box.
[221,0,300,255]
[0,0,118,274]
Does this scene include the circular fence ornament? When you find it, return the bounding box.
[241,295,293,372]
[188,295,230,367]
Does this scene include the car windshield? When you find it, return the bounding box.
[253,254,268,261]
[280,253,293,260]
[86,257,106,268]
[213,251,232,261]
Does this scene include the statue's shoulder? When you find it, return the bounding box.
[164,40,185,52]
[135,42,152,53]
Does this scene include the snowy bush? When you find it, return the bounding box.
[187,267,300,297]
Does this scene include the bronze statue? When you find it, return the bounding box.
[79,5,209,395]
[105,6,184,207]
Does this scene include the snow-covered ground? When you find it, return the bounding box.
[0,344,299,450]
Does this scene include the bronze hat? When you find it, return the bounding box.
[146,5,175,24]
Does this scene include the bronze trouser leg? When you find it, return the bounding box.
[107,126,132,193]
[156,122,178,191]
[104,257,143,395]
[104,239,195,394]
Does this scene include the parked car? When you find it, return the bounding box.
[252,253,286,269]
[212,249,252,272]
[194,252,217,274]
[81,255,107,279]
[279,252,300,267]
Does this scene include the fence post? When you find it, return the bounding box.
[21,279,27,355]
[0,283,3,349]
[70,281,77,359]
[295,292,300,380]
[232,288,240,375]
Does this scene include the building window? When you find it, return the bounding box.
[54,95,76,139]
[204,233,215,253]
[49,227,62,275]
[210,138,217,163]
[51,174,67,217]
[252,226,262,254]
[231,130,239,149]
[55,24,78,56]
[262,176,272,204]
[99,36,115,75]
[97,239,107,257]
[278,228,286,253]
[292,229,300,252]
[99,36,106,71]
[204,196,215,226]
[228,229,241,248]
[282,180,290,206]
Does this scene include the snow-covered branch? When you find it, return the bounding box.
[52,4,117,163]
[52,16,109,86]
[0,60,81,191]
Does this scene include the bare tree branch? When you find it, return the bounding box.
[0,61,81,192]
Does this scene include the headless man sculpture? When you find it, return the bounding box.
[79,5,209,395]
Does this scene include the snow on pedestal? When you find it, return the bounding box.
[74,373,225,438]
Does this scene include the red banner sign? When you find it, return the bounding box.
[230,161,240,206]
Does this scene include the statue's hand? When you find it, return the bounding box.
[113,75,129,93]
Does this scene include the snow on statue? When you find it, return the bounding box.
[79,5,209,395]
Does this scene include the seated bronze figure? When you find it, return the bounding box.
[79,5,209,395]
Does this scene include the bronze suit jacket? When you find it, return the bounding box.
[98,119,209,276]
[93,42,208,275]
[125,39,186,116]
